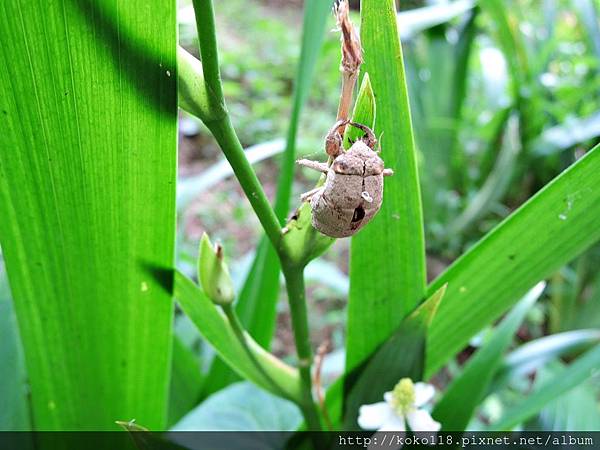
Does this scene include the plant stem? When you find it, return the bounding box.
[207,118,283,251]
[281,263,323,431]
[192,0,283,253]
[192,0,224,111]
[221,303,291,400]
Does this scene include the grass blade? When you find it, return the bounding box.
[346,0,427,372]
[0,0,176,429]
[432,282,544,431]
[426,144,600,377]
[488,344,600,431]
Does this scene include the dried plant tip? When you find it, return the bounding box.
[335,0,362,76]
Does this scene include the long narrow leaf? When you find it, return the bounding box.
[488,344,600,431]
[426,144,600,377]
[0,0,176,429]
[346,0,427,372]
[432,282,545,431]
[173,271,302,402]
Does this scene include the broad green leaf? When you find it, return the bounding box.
[347,0,427,373]
[173,271,302,402]
[202,0,331,396]
[329,285,445,430]
[488,344,600,431]
[172,382,302,431]
[0,257,29,430]
[432,282,544,431]
[426,144,600,377]
[0,0,176,429]
[167,336,203,428]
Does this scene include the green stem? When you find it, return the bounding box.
[221,303,291,400]
[191,0,283,253]
[281,263,323,431]
[207,117,283,251]
[192,0,224,110]
[190,0,322,432]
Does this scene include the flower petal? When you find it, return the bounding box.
[357,402,394,430]
[413,382,435,407]
[378,414,406,432]
[383,391,393,404]
[406,409,441,432]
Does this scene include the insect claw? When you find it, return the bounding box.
[383,168,394,177]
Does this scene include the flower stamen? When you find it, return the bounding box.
[390,378,416,415]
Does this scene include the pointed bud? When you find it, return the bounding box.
[198,233,235,305]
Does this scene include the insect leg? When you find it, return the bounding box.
[300,187,323,202]
[297,159,329,173]
[347,121,377,149]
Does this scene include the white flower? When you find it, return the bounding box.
[357,378,441,432]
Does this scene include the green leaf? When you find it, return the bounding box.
[167,336,203,428]
[432,282,544,431]
[396,0,476,40]
[532,364,600,431]
[202,0,331,396]
[331,285,445,430]
[0,257,29,430]
[343,73,376,147]
[491,329,600,392]
[488,344,600,431]
[346,0,427,373]
[172,382,302,431]
[173,271,302,402]
[0,0,176,429]
[426,144,600,378]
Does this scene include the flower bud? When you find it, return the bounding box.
[198,233,235,305]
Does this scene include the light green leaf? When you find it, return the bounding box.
[532,364,600,431]
[491,329,600,392]
[432,282,544,431]
[172,382,302,431]
[343,73,376,147]
[0,0,176,429]
[426,144,600,378]
[346,0,427,373]
[488,344,600,431]
[173,271,302,402]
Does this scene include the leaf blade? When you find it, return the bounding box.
[0,0,176,429]
[346,0,427,373]
[426,145,600,377]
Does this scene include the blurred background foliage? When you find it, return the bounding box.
[1,0,599,431]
